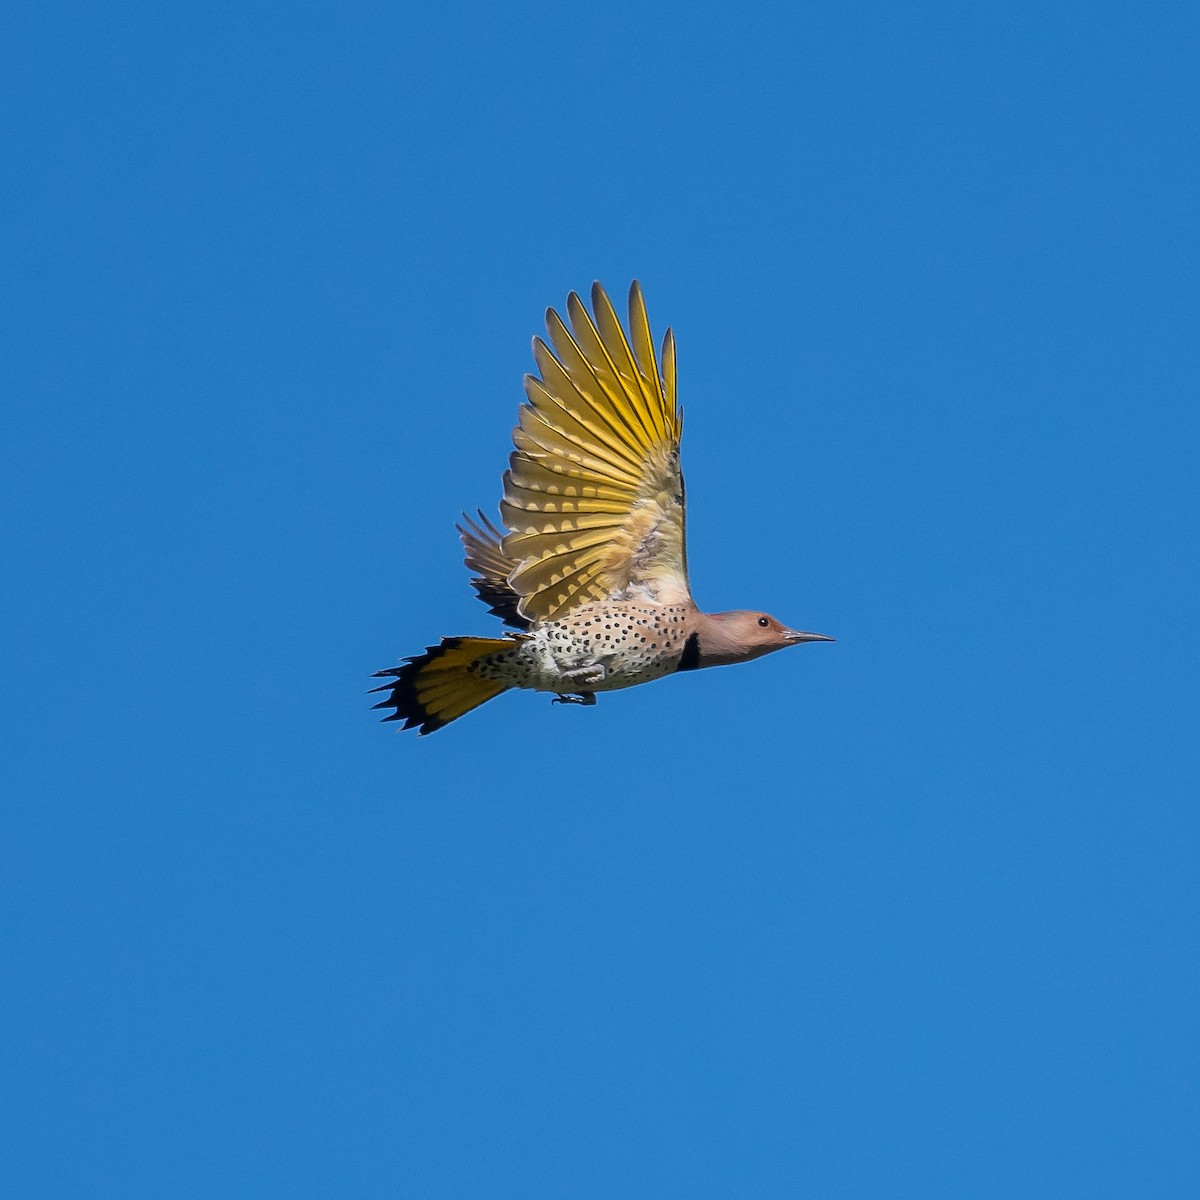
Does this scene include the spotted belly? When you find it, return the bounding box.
[468,601,695,693]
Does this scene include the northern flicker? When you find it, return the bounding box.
[372,281,832,735]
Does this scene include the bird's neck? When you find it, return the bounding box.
[689,610,757,668]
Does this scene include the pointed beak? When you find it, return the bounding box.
[783,629,835,644]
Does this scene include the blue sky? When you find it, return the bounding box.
[4,1,1198,1195]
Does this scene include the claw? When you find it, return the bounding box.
[552,692,597,706]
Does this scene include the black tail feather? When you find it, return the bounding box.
[370,657,435,733]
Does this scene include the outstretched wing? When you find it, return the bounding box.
[456,509,528,630]
[501,281,688,623]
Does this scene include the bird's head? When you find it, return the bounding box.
[692,610,834,668]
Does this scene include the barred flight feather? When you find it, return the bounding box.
[503,281,689,622]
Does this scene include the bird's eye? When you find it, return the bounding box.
[757,616,770,628]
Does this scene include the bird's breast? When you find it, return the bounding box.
[525,601,695,692]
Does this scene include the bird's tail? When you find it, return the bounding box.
[371,636,516,735]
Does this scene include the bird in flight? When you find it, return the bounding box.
[372,281,832,734]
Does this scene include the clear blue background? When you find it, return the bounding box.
[4,1,1198,1195]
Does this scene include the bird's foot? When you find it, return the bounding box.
[552,692,597,706]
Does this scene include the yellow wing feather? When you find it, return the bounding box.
[502,281,689,622]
